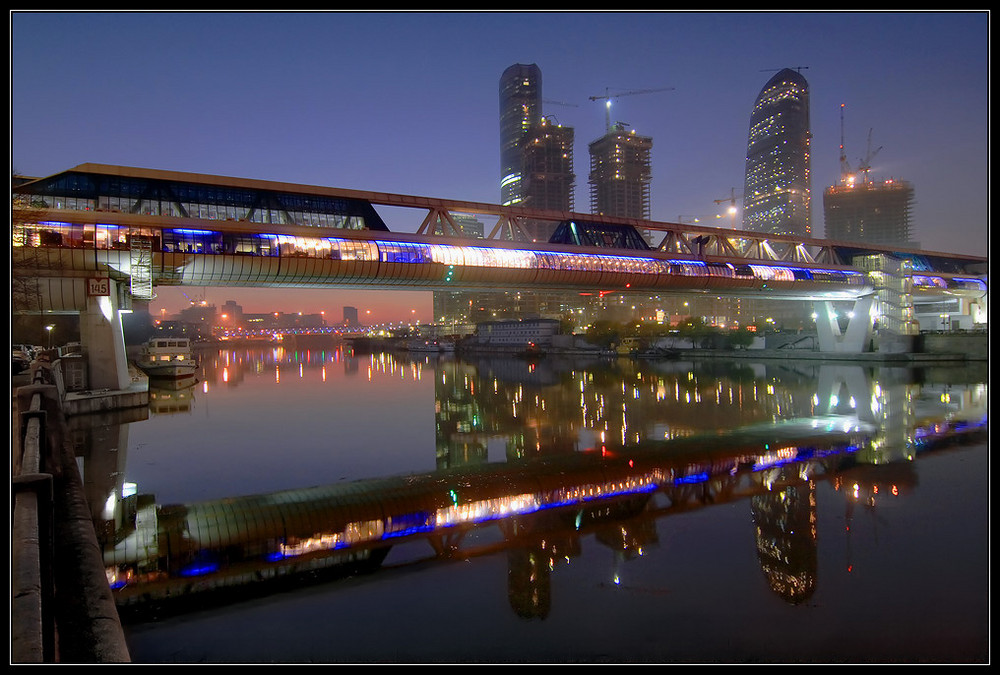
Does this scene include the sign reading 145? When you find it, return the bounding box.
[88,278,111,296]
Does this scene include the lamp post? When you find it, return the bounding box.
[46,324,54,349]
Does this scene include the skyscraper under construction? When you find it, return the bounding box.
[742,68,812,237]
[823,114,917,248]
[588,123,652,220]
[521,116,575,241]
[823,178,916,248]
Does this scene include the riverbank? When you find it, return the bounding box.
[354,330,988,363]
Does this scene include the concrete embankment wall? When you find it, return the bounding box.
[11,365,131,663]
[919,332,989,360]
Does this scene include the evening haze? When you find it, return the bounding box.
[11,11,989,322]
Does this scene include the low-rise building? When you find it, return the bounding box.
[470,318,561,347]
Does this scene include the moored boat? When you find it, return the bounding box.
[406,338,455,353]
[135,337,198,379]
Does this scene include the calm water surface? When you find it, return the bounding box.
[97,342,987,663]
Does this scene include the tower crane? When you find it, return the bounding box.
[542,99,579,108]
[588,86,674,133]
[856,129,882,185]
[839,104,883,185]
[713,188,743,223]
[839,104,851,179]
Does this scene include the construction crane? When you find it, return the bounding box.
[713,188,743,224]
[839,104,883,185]
[542,99,579,108]
[713,187,742,210]
[856,129,883,185]
[759,66,809,73]
[588,86,674,133]
[839,104,851,179]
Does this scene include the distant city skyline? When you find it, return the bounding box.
[12,11,988,321]
[151,288,434,325]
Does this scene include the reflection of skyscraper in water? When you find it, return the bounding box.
[434,361,489,470]
[751,476,817,605]
[506,525,581,620]
[742,68,812,237]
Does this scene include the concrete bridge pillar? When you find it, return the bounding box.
[78,279,132,391]
[813,296,876,354]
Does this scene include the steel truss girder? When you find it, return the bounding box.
[652,231,847,266]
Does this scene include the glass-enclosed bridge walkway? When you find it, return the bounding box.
[12,164,988,381]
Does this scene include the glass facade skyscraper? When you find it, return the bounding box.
[499,63,543,207]
[742,68,812,237]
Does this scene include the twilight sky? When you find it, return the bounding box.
[11,11,989,322]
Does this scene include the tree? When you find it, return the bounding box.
[728,328,756,350]
[585,320,622,348]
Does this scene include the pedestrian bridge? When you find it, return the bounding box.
[13,163,987,303]
[11,163,989,378]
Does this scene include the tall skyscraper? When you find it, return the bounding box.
[499,63,543,207]
[742,68,812,237]
[441,65,568,332]
[588,123,652,219]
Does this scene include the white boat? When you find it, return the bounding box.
[135,337,198,379]
[406,338,455,353]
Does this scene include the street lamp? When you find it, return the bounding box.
[45,324,55,349]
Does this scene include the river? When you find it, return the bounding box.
[83,342,987,663]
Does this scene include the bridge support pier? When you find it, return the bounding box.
[813,296,876,354]
[78,279,132,391]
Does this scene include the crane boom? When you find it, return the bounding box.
[839,105,883,185]
[713,187,742,207]
[857,129,883,184]
[839,104,852,178]
[587,86,676,102]
[588,86,675,133]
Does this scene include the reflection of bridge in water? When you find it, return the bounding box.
[103,367,986,618]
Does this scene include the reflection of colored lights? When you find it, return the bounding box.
[178,560,220,577]
[105,566,134,589]
[675,472,709,485]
